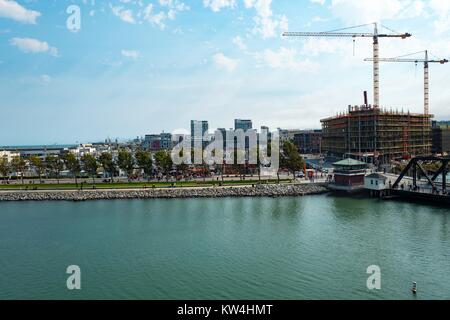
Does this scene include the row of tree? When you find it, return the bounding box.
[0,149,173,185]
[0,141,305,185]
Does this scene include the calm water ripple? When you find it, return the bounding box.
[0,195,449,300]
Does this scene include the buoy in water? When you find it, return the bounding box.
[411,281,417,294]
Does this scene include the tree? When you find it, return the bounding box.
[201,160,209,182]
[118,150,135,181]
[11,156,26,185]
[135,149,153,181]
[254,145,261,182]
[174,149,189,181]
[63,153,81,187]
[281,141,305,180]
[99,152,117,183]
[231,148,246,181]
[45,155,64,184]
[177,163,189,181]
[29,156,45,183]
[81,154,98,186]
[0,157,10,183]
[155,150,173,180]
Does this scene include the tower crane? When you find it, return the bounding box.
[364,50,448,115]
[283,23,411,108]
[365,50,448,156]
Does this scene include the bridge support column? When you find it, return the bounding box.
[443,168,447,194]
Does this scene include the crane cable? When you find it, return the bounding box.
[392,50,426,59]
[322,22,376,34]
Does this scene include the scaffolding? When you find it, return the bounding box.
[321,105,433,163]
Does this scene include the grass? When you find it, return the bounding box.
[0,179,291,191]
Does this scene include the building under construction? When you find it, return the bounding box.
[321,104,433,164]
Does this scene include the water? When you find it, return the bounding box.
[0,144,77,150]
[435,173,450,183]
[0,195,449,300]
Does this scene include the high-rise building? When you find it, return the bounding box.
[234,119,252,131]
[278,128,290,143]
[217,128,227,151]
[190,120,209,149]
[143,134,161,151]
[432,122,450,154]
[191,121,208,139]
[259,126,271,143]
[160,133,173,150]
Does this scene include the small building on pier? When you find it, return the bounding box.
[364,173,391,197]
[365,173,388,190]
[329,158,367,192]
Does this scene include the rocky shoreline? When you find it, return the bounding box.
[0,183,328,202]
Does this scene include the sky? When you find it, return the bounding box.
[1,0,450,145]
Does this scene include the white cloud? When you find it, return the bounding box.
[40,74,51,83]
[202,0,287,39]
[121,50,140,60]
[18,74,53,85]
[159,0,189,21]
[150,11,166,29]
[110,5,135,24]
[300,38,352,56]
[330,0,425,25]
[160,0,189,12]
[140,1,188,29]
[254,47,320,72]
[203,0,237,12]
[10,37,59,57]
[143,6,166,29]
[0,0,41,24]
[213,52,238,71]
[244,0,288,38]
[310,0,326,5]
[429,0,450,33]
[232,35,247,50]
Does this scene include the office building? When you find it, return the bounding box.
[432,122,450,154]
[234,119,252,131]
[293,130,322,154]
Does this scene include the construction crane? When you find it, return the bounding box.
[366,51,448,156]
[364,50,448,115]
[283,22,411,108]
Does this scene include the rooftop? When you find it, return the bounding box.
[321,105,433,123]
[365,173,388,180]
[333,158,367,167]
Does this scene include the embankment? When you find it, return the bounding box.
[0,183,328,202]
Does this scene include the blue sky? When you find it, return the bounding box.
[1,0,450,145]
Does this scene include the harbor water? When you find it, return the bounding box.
[0,195,449,300]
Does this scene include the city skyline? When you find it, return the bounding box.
[1,0,450,145]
